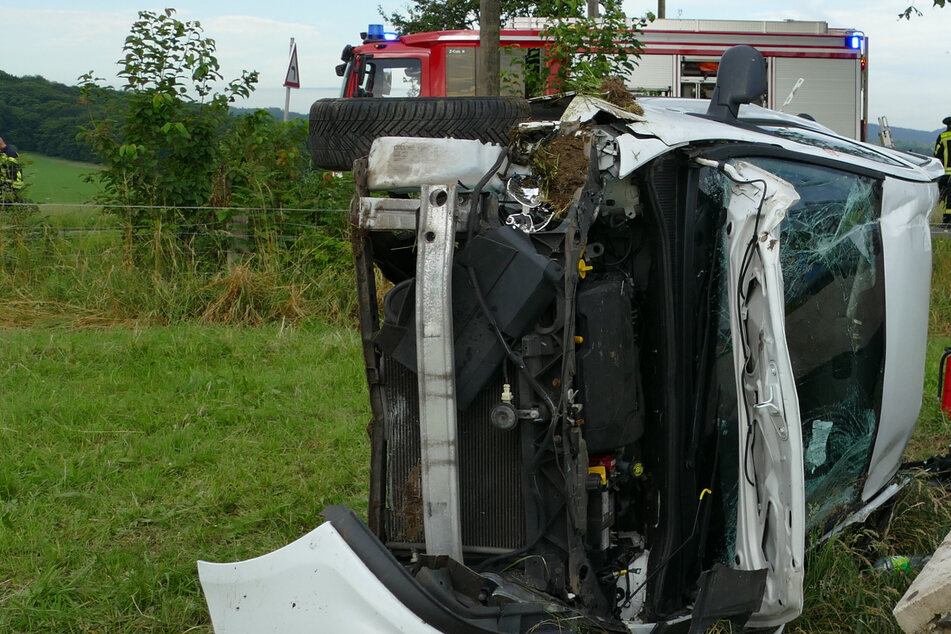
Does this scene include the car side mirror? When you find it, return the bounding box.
[706,45,767,124]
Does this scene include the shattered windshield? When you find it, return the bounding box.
[759,126,905,168]
[704,158,885,554]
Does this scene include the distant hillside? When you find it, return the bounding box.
[0,71,99,162]
[230,106,307,121]
[0,71,309,164]
[867,122,939,155]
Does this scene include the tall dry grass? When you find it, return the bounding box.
[0,209,356,328]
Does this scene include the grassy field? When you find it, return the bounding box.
[1,153,356,329]
[17,153,102,226]
[0,324,370,633]
[19,153,101,206]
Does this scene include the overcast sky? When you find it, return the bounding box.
[1,1,947,132]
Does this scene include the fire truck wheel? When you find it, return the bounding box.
[308,97,531,171]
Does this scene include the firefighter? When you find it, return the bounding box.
[0,136,23,205]
[935,117,951,222]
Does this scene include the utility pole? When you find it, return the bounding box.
[657,0,665,19]
[587,0,599,18]
[477,0,500,96]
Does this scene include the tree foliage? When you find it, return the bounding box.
[900,0,947,19]
[541,0,646,93]
[379,0,566,32]
[79,9,259,210]
[0,71,101,162]
[75,8,348,266]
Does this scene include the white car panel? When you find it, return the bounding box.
[861,177,935,500]
[198,522,442,634]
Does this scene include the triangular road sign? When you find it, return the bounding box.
[284,44,300,88]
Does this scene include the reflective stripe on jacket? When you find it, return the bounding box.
[0,153,21,188]
[936,130,951,174]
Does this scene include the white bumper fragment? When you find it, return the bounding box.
[197,522,441,634]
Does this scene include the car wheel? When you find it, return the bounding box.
[308,97,531,171]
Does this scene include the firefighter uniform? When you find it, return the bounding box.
[0,139,22,204]
[935,117,951,220]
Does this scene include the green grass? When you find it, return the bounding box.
[18,153,102,226]
[19,152,101,205]
[0,323,370,633]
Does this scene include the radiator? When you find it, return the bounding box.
[381,355,525,552]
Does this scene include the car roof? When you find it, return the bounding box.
[621,97,941,182]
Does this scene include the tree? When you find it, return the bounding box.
[0,71,101,162]
[78,9,258,211]
[383,0,647,96]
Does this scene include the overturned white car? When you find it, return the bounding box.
[198,47,940,633]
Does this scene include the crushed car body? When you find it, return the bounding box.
[199,46,939,633]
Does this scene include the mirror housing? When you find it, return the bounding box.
[706,45,767,124]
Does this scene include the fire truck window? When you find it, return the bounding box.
[445,47,539,97]
[362,58,421,98]
[680,57,768,105]
[446,47,476,96]
[500,48,528,97]
[680,58,718,100]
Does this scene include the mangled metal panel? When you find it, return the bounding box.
[367,137,508,191]
[718,159,805,626]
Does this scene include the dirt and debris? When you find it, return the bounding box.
[398,462,424,542]
[600,78,644,115]
[533,133,590,216]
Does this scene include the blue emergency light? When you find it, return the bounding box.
[847,34,863,50]
[365,24,398,43]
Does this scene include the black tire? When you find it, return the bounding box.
[308,97,531,171]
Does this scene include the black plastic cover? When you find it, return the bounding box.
[575,279,645,452]
[687,564,768,634]
[376,226,562,409]
[705,45,767,123]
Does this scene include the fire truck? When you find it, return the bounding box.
[335,17,868,140]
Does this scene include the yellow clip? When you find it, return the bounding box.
[574,335,584,344]
[578,258,593,279]
[700,488,713,500]
[588,465,607,486]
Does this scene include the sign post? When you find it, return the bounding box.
[283,38,300,122]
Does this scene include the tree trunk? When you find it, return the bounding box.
[477,0,500,96]
[587,0,599,18]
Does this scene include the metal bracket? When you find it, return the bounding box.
[357,196,469,232]
[415,184,464,562]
